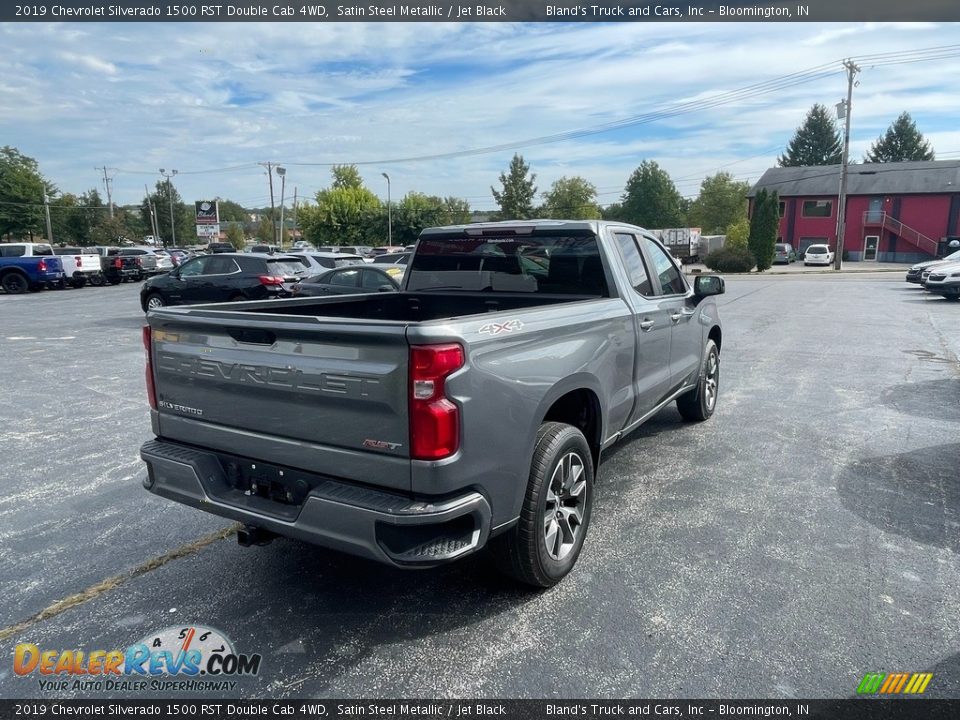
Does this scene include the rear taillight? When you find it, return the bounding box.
[258,275,284,286]
[142,326,157,410]
[114,258,123,269]
[409,344,464,460]
[38,259,47,272]
[74,255,81,265]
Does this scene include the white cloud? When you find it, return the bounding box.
[1,21,958,211]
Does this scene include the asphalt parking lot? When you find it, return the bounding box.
[1,274,958,699]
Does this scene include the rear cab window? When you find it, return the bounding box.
[406,232,609,296]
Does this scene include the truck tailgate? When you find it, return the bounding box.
[149,308,412,483]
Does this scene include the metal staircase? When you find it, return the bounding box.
[862,211,938,256]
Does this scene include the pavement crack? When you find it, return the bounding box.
[0,524,238,642]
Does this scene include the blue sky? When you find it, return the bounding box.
[2,21,959,211]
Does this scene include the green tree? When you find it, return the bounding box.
[298,166,383,247]
[539,176,601,219]
[779,104,842,167]
[224,223,246,250]
[724,217,750,251]
[601,202,625,221]
[0,146,52,240]
[864,112,935,163]
[491,154,537,220]
[255,215,274,243]
[390,193,473,244]
[619,160,685,228]
[141,181,192,246]
[748,189,779,271]
[331,164,364,190]
[687,172,751,234]
[216,199,249,223]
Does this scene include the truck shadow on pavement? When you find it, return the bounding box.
[880,377,960,422]
[835,443,959,554]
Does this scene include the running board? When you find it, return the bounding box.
[602,383,697,449]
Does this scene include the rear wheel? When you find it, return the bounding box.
[1,272,29,294]
[677,339,719,422]
[108,275,122,285]
[70,275,87,289]
[490,422,594,587]
[88,273,104,287]
[145,293,165,311]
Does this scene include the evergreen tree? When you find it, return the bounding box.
[748,189,779,271]
[864,112,935,163]
[779,104,842,167]
[491,154,537,220]
[619,160,685,228]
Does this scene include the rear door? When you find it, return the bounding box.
[638,235,702,391]
[610,231,675,419]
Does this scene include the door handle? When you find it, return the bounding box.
[671,309,695,322]
[639,319,655,331]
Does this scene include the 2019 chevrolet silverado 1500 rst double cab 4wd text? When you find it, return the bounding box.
[140,220,725,586]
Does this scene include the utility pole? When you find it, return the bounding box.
[259,162,277,246]
[98,166,115,218]
[159,169,178,248]
[145,183,160,242]
[834,58,860,271]
[292,187,298,246]
[276,166,287,249]
[43,192,54,244]
[381,172,392,246]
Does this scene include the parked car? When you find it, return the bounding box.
[53,247,103,288]
[370,252,410,280]
[165,249,192,267]
[287,252,366,273]
[291,265,401,296]
[370,245,405,257]
[0,243,66,293]
[140,220,725,587]
[906,249,960,284]
[89,246,142,284]
[774,243,797,264]
[803,244,835,266]
[140,253,308,311]
[249,244,281,254]
[120,247,174,276]
[207,242,236,254]
[922,261,960,300]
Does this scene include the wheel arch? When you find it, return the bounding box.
[534,378,605,469]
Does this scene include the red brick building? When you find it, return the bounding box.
[747,160,960,262]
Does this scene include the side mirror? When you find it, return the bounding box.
[694,275,725,298]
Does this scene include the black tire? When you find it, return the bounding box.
[108,276,122,285]
[489,422,594,588]
[1,272,29,294]
[88,273,104,287]
[144,293,165,312]
[70,275,87,289]
[943,294,959,302]
[228,292,246,302]
[677,339,719,422]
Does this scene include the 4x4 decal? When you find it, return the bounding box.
[479,319,524,335]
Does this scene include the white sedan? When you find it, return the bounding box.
[804,244,835,266]
[923,261,960,300]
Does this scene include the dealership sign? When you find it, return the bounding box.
[195,200,219,225]
[196,224,221,238]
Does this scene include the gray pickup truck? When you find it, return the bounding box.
[140,220,725,586]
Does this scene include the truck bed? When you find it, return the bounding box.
[208,291,594,323]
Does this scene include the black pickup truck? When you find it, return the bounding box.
[88,246,142,284]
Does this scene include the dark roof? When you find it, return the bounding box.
[747,160,960,198]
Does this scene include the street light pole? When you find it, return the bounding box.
[159,169,178,248]
[259,162,278,246]
[382,172,392,246]
[277,166,287,250]
[834,59,859,271]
